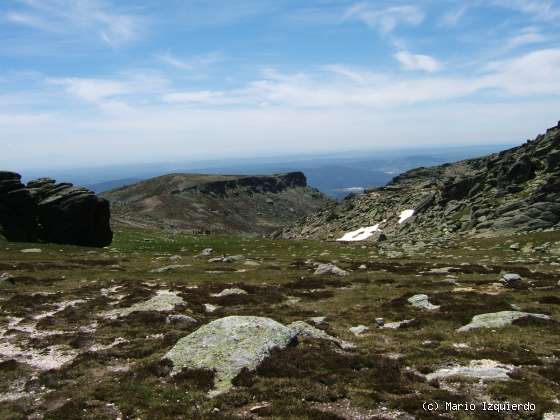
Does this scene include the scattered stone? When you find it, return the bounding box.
[224,255,245,263]
[383,319,415,329]
[358,264,367,270]
[168,255,182,262]
[375,317,385,327]
[543,412,560,420]
[200,248,213,256]
[243,260,261,266]
[211,288,248,298]
[426,360,514,382]
[458,311,551,332]
[408,294,440,310]
[0,272,15,286]
[103,290,184,318]
[349,325,369,336]
[204,303,219,313]
[314,263,348,276]
[510,243,521,251]
[500,273,526,289]
[166,314,198,326]
[309,316,327,326]
[289,321,354,349]
[149,265,190,273]
[20,248,42,253]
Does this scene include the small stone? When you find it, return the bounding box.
[427,360,514,382]
[408,294,440,310]
[314,263,348,276]
[375,317,385,327]
[308,316,327,326]
[200,248,213,256]
[349,325,369,336]
[210,288,248,298]
[166,314,197,326]
[21,248,42,253]
[383,319,415,329]
[358,264,367,270]
[510,243,520,251]
[149,265,190,273]
[500,273,525,289]
[204,303,219,313]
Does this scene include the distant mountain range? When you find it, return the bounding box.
[16,144,517,200]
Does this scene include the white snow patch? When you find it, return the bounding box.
[337,222,384,242]
[398,209,415,224]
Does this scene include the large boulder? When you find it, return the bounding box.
[27,178,112,247]
[163,316,352,396]
[0,171,38,241]
[457,311,551,332]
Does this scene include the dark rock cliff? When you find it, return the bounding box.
[0,174,112,247]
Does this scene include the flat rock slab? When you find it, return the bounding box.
[163,316,352,396]
[458,311,551,332]
[149,265,190,273]
[426,359,514,382]
[104,290,184,319]
[210,288,248,297]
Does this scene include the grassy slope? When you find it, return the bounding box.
[0,228,559,419]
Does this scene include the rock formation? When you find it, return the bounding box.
[0,173,112,247]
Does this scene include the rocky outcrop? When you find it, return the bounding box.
[0,172,38,242]
[284,121,560,242]
[0,173,112,247]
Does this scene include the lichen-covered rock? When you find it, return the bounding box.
[104,290,184,319]
[426,360,514,382]
[163,316,296,395]
[457,311,551,332]
[163,316,353,396]
[408,294,440,310]
[314,263,348,276]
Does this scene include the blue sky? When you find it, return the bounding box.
[1,0,560,169]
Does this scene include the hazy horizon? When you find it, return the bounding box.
[1,0,560,169]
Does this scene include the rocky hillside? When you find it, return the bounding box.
[284,121,560,244]
[0,172,112,247]
[103,172,332,235]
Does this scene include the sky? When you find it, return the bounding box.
[1,0,560,169]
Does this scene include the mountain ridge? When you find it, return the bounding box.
[103,171,332,235]
[283,121,560,244]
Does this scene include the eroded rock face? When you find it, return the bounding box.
[0,172,38,242]
[0,174,112,247]
[28,178,112,247]
[163,316,352,396]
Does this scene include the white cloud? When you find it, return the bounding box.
[342,3,424,33]
[505,27,547,50]
[6,0,143,46]
[157,51,225,71]
[493,0,560,20]
[394,51,442,72]
[162,90,240,105]
[440,6,469,26]
[482,48,560,95]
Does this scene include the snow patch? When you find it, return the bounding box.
[337,222,384,242]
[398,209,415,224]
